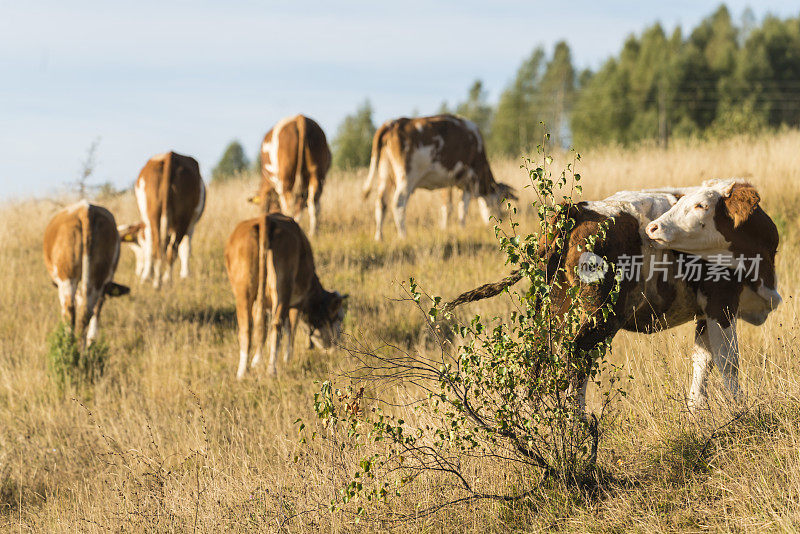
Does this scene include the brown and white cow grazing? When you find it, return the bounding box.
[252,114,332,237]
[119,151,205,288]
[43,201,130,348]
[225,213,347,379]
[448,182,780,412]
[362,114,515,240]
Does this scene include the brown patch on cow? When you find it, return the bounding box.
[698,278,743,328]
[713,185,779,290]
[723,182,760,228]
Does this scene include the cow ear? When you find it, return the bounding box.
[723,182,760,228]
[498,182,517,201]
[328,294,344,319]
[105,282,130,297]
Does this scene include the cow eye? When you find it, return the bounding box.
[695,203,707,210]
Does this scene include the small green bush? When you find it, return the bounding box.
[46,322,108,393]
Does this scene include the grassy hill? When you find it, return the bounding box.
[2,132,800,531]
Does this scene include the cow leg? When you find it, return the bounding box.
[235,297,252,380]
[572,316,621,414]
[374,185,391,241]
[135,180,154,284]
[457,190,472,226]
[267,303,288,376]
[178,232,193,279]
[162,234,177,284]
[477,196,492,224]
[283,308,300,364]
[307,186,319,237]
[56,279,78,332]
[140,223,155,284]
[688,319,714,412]
[279,192,295,219]
[705,317,741,403]
[250,297,268,372]
[391,186,410,239]
[85,294,106,347]
[151,224,164,289]
[439,189,451,230]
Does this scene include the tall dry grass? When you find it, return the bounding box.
[1,132,800,531]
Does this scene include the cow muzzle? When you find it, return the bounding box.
[645,221,671,246]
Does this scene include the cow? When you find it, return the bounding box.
[225,213,347,379]
[447,181,780,413]
[645,179,781,408]
[362,114,516,241]
[118,151,206,288]
[43,201,130,348]
[251,114,332,237]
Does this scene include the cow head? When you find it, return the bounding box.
[646,179,781,322]
[645,180,755,256]
[248,181,282,213]
[307,291,348,350]
[117,223,146,277]
[480,182,517,221]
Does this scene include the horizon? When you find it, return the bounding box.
[2,1,798,200]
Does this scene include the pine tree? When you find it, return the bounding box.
[212,140,249,183]
[538,41,575,147]
[332,100,376,169]
[490,47,546,156]
[455,80,493,135]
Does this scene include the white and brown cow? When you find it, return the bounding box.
[645,179,781,408]
[362,114,516,241]
[225,213,347,379]
[252,114,331,237]
[43,201,130,348]
[118,151,206,288]
[449,181,780,412]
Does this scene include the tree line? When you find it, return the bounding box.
[213,5,800,181]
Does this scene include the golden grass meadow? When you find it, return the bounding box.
[3,132,800,532]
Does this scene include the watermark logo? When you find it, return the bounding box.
[615,253,762,283]
[577,252,608,283]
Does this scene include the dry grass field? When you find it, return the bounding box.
[3,132,800,532]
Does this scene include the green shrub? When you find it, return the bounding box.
[299,136,627,520]
[46,322,108,393]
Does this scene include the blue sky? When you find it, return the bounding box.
[2,1,798,199]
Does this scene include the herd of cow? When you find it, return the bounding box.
[40,112,782,412]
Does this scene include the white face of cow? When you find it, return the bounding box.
[646,179,782,322]
[645,180,741,260]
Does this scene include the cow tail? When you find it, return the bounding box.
[442,269,523,312]
[156,152,173,265]
[441,205,574,312]
[253,213,271,350]
[76,204,93,343]
[362,123,387,199]
[292,115,307,201]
